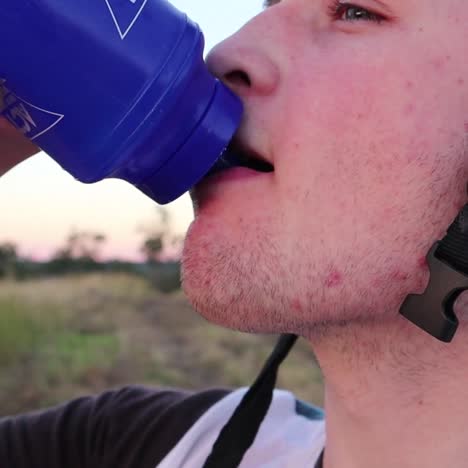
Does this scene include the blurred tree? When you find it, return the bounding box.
[0,242,17,278]
[141,236,163,264]
[139,208,182,291]
[63,231,107,261]
[139,207,182,263]
[47,231,107,274]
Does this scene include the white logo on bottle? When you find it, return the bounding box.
[105,0,148,40]
[0,80,64,141]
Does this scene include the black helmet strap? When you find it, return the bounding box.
[202,334,299,468]
[400,204,468,342]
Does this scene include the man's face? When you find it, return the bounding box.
[182,0,468,337]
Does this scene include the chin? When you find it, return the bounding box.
[181,216,301,334]
[181,222,260,332]
[181,215,413,339]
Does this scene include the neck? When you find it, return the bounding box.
[309,302,468,468]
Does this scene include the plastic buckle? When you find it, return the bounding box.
[399,242,468,343]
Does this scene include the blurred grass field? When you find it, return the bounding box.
[0,273,324,417]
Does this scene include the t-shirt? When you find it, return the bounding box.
[0,386,325,468]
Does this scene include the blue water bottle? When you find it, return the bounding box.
[0,0,243,204]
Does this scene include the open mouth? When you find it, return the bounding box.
[235,150,274,173]
[192,141,274,208]
[210,141,275,175]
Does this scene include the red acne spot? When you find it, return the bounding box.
[404,103,414,116]
[430,58,445,70]
[324,270,343,288]
[418,256,428,269]
[405,81,414,89]
[464,123,468,133]
[291,298,302,312]
[391,270,409,281]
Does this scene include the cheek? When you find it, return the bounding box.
[276,52,462,202]
[273,71,398,216]
[268,52,467,264]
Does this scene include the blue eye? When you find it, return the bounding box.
[332,2,385,23]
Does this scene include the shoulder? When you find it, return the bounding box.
[157,388,325,468]
[1,385,324,468]
[95,384,230,423]
[0,385,230,468]
[83,385,233,467]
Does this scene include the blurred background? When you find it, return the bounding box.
[0,0,323,417]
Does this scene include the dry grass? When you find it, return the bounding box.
[0,273,323,416]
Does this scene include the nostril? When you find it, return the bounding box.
[225,70,252,88]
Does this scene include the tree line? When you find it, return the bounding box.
[0,208,183,292]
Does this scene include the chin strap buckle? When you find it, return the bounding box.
[400,242,468,343]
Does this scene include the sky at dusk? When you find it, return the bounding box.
[1,0,264,261]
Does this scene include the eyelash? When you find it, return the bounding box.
[328,0,386,23]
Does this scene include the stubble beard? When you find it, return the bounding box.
[181,214,410,340]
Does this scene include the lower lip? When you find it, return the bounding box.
[192,166,272,207]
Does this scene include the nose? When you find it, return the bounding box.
[205,28,280,98]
